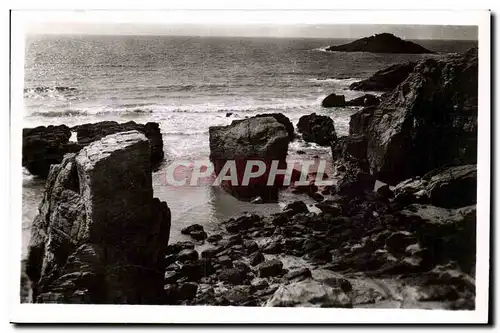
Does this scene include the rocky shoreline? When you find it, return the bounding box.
[22,47,478,309]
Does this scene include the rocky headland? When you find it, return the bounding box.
[326,33,435,54]
[22,48,478,309]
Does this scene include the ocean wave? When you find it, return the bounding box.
[24,86,79,100]
[163,130,209,136]
[31,110,84,117]
[308,78,362,85]
[26,99,321,119]
[24,86,77,94]
[95,108,153,116]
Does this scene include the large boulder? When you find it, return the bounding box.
[25,131,171,304]
[22,125,81,177]
[23,121,165,178]
[209,115,294,202]
[321,93,346,108]
[394,164,477,209]
[349,62,417,92]
[326,33,435,54]
[297,113,338,146]
[349,48,478,185]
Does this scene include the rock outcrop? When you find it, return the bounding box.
[73,121,164,166]
[23,121,164,177]
[393,164,477,209]
[321,93,346,108]
[22,125,80,177]
[25,131,171,304]
[209,115,295,202]
[349,62,417,92]
[326,33,435,54]
[345,94,380,107]
[297,113,338,146]
[349,48,478,185]
[322,93,380,108]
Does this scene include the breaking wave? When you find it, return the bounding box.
[24,86,79,100]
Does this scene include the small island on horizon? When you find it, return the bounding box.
[326,32,436,54]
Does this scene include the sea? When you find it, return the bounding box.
[21,35,477,258]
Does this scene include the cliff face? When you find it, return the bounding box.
[349,48,478,185]
[26,131,171,304]
[326,33,435,54]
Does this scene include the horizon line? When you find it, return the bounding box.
[25,33,479,41]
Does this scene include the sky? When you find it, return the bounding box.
[26,23,478,40]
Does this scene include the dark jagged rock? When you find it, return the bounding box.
[23,121,164,177]
[321,93,346,108]
[25,131,171,304]
[423,164,477,209]
[181,224,204,235]
[73,121,164,167]
[393,164,477,209]
[349,62,417,92]
[336,166,376,197]
[326,33,435,54]
[349,48,478,185]
[396,204,476,273]
[297,113,337,146]
[332,135,369,165]
[253,113,295,141]
[283,201,309,215]
[209,115,295,202]
[345,94,380,107]
[22,125,81,177]
[258,259,284,278]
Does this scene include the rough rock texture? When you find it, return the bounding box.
[326,33,435,54]
[73,121,164,167]
[266,279,352,307]
[25,131,171,304]
[349,48,478,185]
[297,113,338,146]
[393,164,477,209]
[321,93,346,108]
[209,115,294,202]
[23,121,164,178]
[349,62,417,92]
[252,113,295,141]
[396,204,477,273]
[22,125,81,177]
[345,94,380,107]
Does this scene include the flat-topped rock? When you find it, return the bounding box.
[26,131,171,304]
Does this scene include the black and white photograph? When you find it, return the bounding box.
[8,9,490,324]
